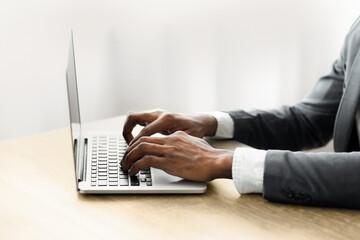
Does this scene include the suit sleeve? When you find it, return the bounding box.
[264,150,360,209]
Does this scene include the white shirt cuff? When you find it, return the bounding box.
[204,112,234,139]
[232,147,266,194]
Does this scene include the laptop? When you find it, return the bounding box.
[66,32,207,194]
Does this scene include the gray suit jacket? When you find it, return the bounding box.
[227,17,360,209]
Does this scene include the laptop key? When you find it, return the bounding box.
[146,182,152,186]
[119,179,129,186]
[98,180,107,186]
[130,176,139,186]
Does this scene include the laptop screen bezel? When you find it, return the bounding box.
[66,31,82,189]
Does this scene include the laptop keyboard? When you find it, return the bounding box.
[90,135,152,187]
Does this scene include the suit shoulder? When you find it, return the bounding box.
[343,16,360,64]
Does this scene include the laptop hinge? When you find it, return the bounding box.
[78,138,88,182]
[80,138,88,182]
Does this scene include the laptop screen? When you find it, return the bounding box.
[66,31,82,182]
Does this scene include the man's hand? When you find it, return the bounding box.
[120,131,233,182]
[122,110,217,146]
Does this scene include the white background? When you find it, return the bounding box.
[1,0,360,140]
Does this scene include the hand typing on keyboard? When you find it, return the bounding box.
[91,136,153,187]
[122,110,218,146]
[120,130,233,182]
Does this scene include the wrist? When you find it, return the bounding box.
[210,149,233,180]
[198,114,217,137]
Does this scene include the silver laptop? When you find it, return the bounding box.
[66,32,207,194]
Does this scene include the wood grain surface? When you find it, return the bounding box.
[1,127,359,240]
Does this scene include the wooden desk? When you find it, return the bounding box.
[1,118,360,239]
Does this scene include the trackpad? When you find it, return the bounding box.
[151,168,206,190]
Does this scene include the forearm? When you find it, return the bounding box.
[264,150,360,209]
[225,147,360,209]
[227,104,337,151]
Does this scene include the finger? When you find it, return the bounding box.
[128,155,165,176]
[121,142,170,171]
[122,112,159,144]
[129,118,169,146]
[122,136,165,162]
[122,142,167,171]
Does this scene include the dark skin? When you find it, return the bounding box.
[121,111,233,182]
